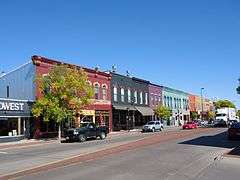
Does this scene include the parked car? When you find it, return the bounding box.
[213,119,227,128]
[228,120,238,127]
[228,122,240,140]
[142,121,164,132]
[64,122,109,142]
[182,122,197,130]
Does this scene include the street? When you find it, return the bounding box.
[0,128,239,180]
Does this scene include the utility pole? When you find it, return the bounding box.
[201,88,204,120]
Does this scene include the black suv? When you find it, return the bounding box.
[64,122,109,142]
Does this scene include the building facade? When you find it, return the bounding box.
[149,83,162,119]
[162,86,190,125]
[32,55,113,133]
[0,62,36,140]
[111,73,153,131]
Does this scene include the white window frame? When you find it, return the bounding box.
[113,87,118,102]
[145,93,148,105]
[134,91,138,104]
[121,88,125,102]
[140,92,143,104]
[128,89,131,103]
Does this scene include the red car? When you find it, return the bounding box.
[228,122,240,140]
[183,122,197,130]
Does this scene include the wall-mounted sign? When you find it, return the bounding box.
[0,99,33,117]
[0,102,25,111]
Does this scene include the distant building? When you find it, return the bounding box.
[149,83,162,119]
[162,86,190,125]
[111,73,153,131]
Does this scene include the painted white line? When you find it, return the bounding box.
[0,151,8,154]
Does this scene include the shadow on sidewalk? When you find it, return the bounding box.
[179,131,240,149]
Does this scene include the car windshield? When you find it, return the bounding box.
[80,123,89,128]
[147,122,155,125]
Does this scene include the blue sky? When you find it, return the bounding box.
[0,0,240,107]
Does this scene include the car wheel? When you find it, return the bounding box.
[78,134,86,142]
[99,132,106,140]
[152,128,155,132]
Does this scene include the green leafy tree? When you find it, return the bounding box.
[155,105,171,122]
[214,100,236,109]
[207,111,215,120]
[190,112,198,120]
[236,110,240,118]
[32,65,94,140]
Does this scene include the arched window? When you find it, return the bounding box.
[94,83,100,100]
[102,85,107,100]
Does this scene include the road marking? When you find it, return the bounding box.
[0,151,8,154]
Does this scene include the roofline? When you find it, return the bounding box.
[31,55,111,77]
[149,83,162,88]
[0,98,35,102]
[0,61,32,79]
[161,86,189,95]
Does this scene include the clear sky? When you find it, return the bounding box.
[0,0,240,107]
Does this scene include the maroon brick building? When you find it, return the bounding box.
[32,55,113,135]
[149,83,162,119]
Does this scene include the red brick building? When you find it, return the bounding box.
[32,55,112,133]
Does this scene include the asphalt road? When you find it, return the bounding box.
[11,128,240,180]
[0,132,153,176]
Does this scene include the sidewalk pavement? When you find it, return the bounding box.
[0,126,181,149]
[0,138,58,150]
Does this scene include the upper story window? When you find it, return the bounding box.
[134,91,138,104]
[94,83,100,100]
[121,88,125,102]
[102,85,107,100]
[170,97,173,109]
[145,93,148,105]
[128,89,131,103]
[113,87,118,102]
[167,97,170,107]
[140,92,143,104]
[164,96,167,106]
[6,86,9,98]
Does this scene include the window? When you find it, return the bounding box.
[134,91,138,104]
[94,84,100,99]
[140,92,143,104]
[121,88,125,102]
[164,96,167,106]
[6,86,9,98]
[155,95,158,105]
[113,87,118,102]
[102,85,107,100]
[170,97,173,109]
[145,93,148,105]
[174,98,177,109]
[128,89,131,103]
[167,97,170,107]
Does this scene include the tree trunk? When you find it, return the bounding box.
[58,123,61,141]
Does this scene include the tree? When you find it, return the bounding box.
[155,105,171,122]
[237,110,240,118]
[214,100,236,109]
[207,111,215,120]
[190,112,198,120]
[32,65,94,140]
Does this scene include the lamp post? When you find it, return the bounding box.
[201,88,204,120]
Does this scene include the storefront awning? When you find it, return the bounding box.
[113,105,136,111]
[135,106,154,116]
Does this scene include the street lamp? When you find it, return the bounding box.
[201,88,204,120]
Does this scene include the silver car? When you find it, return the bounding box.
[142,121,164,132]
